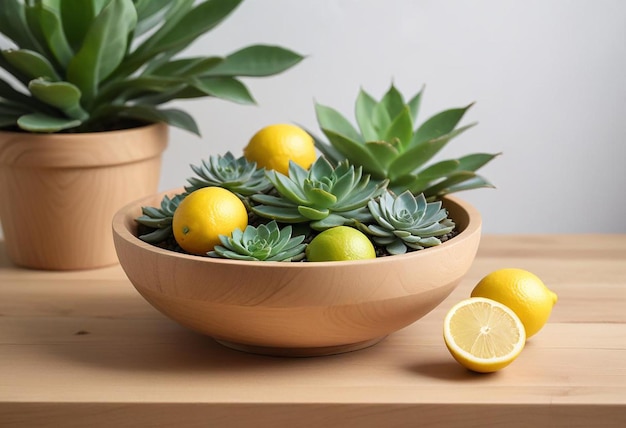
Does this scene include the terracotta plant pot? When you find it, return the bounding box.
[112,189,482,357]
[0,123,168,270]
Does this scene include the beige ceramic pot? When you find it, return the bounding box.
[113,189,482,357]
[0,123,168,270]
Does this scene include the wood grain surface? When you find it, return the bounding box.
[1,235,625,427]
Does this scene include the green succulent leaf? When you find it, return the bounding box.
[355,88,378,141]
[17,112,81,132]
[321,129,384,177]
[2,49,60,80]
[315,103,364,143]
[0,0,40,51]
[192,76,255,105]
[427,175,495,199]
[362,141,399,173]
[456,152,501,172]
[28,78,87,120]
[148,57,224,78]
[115,105,200,135]
[388,123,476,181]
[66,0,137,104]
[203,45,304,77]
[411,103,474,147]
[384,105,413,150]
[379,84,405,122]
[131,0,241,69]
[33,2,73,68]
[60,0,108,51]
[298,205,330,221]
[406,85,424,124]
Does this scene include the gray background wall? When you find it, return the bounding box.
[161,0,626,234]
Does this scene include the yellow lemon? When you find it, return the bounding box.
[306,226,376,262]
[172,187,248,255]
[443,297,526,373]
[470,268,558,338]
[243,124,316,175]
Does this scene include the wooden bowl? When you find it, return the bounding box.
[112,190,482,357]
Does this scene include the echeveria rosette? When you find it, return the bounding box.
[185,151,272,198]
[359,190,455,255]
[310,83,499,200]
[251,157,388,231]
[208,220,306,262]
[136,193,185,244]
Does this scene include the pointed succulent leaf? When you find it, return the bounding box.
[363,141,399,173]
[406,85,424,125]
[384,105,414,151]
[149,57,223,77]
[322,129,384,177]
[306,128,344,165]
[411,103,474,147]
[426,175,495,199]
[388,123,476,181]
[422,171,477,199]
[379,84,406,122]
[315,103,364,143]
[303,183,337,208]
[355,88,378,141]
[371,98,392,140]
[310,214,352,231]
[456,152,501,172]
[250,204,307,223]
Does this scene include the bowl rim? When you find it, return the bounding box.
[112,188,482,269]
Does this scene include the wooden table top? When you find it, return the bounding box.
[1,235,625,427]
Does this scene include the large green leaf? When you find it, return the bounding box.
[355,88,378,141]
[116,105,200,135]
[1,49,60,80]
[428,174,494,198]
[456,152,501,172]
[148,57,223,77]
[0,0,41,51]
[388,124,476,180]
[17,112,81,132]
[192,77,255,104]
[66,0,137,104]
[133,0,242,65]
[28,79,87,120]
[371,98,391,140]
[315,103,363,143]
[133,0,172,36]
[411,103,474,147]
[35,2,73,67]
[202,45,304,77]
[363,140,399,173]
[98,76,186,104]
[60,0,108,51]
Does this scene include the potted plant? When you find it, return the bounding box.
[0,0,303,270]
[110,84,497,356]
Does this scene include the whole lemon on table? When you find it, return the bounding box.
[172,187,248,255]
[306,226,376,262]
[471,268,558,338]
[243,124,316,175]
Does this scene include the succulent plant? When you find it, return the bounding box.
[310,83,498,200]
[251,156,388,231]
[185,151,272,197]
[358,190,455,255]
[136,193,185,244]
[0,0,303,133]
[208,220,306,262]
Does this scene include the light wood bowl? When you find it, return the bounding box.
[112,189,482,357]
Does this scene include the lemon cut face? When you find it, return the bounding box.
[443,297,526,373]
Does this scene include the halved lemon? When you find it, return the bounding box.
[443,297,526,373]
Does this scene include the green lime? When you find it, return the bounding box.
[306,226,376,262]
